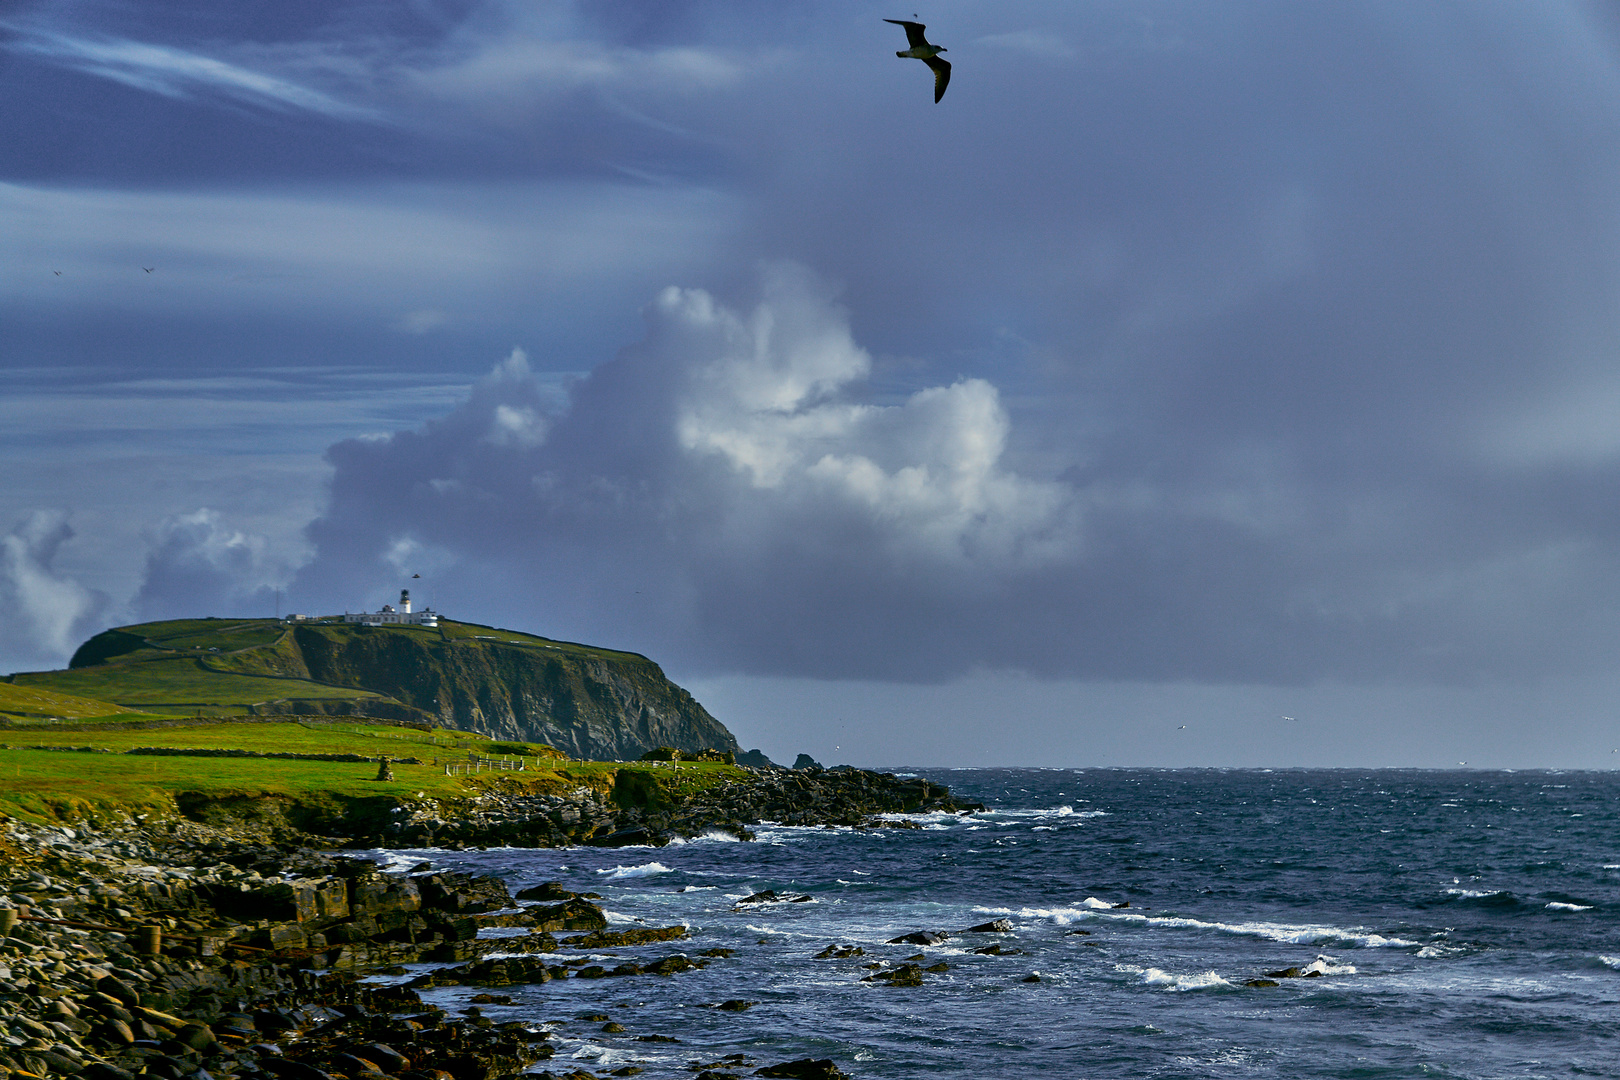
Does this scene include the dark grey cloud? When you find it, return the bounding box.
[10,0,1620,714]
[289,251,1620,686]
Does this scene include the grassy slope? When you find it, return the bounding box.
[14,617,653,716]
[12,658,384,712]
[0,718,743,824]
[0,682,135,721]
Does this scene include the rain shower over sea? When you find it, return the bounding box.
[371,769,1620,1079]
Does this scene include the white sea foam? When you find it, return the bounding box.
[981,806,1108,821]
[1302,955,1356,976]
[696,830,742,843]
[1599,955,1620,970]
[1444,888,1506,899]
[604,910,640,924]
[596,861,672,879]
[1546,902,1594,912]
[874,811,968,829]
[1120,964,1232,991]
[570,1043,641,1067]
[973,904,1420,947]
[373,850,444,873]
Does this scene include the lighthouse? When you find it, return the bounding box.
[342,587,438,627]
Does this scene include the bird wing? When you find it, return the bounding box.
[924,55,951,101]
[884,18,930,49]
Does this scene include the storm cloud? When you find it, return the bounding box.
[8,1,1620,761]
[293,255,1620,686]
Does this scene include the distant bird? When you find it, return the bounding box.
[53,270,61,276]
[1281,716,1296,721]
[884,19,951,102]
[412,573,420,578]
[143,267,154,273]
[1178,725,1186,730]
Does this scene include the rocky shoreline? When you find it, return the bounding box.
[375,766,974,850]
[0,767,981,1080]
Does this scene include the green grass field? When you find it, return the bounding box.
[434,619,648,662]
[11,656,386,714]
[0,681,134,721]
[0,717,743,824]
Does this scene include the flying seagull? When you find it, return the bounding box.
[884,19,950,102]
[143,267,154,273]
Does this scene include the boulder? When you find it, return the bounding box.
[515,882,584,903]
[643,954,700,976]
[963,919,1012,933]
[96,975,141,1006]
[561,926,688,949]
[736,890,811,906]
[417,873,513,914]
[353,1045,411,1073]
[525,899,608,933]
[886,931,949,946]
[756,1062,848,1080]
[351,875,422,918]
[862,963,924,987]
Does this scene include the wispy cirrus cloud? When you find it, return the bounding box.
[1,24,383,121]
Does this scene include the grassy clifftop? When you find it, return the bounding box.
[7,616,738,761]
[0,715,742,828]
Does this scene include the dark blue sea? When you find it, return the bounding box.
[369,769,1620,1078]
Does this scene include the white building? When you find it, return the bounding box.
[345,589,440,627]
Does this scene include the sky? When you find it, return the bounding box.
[7,1,1620,768]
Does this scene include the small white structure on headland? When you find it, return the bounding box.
[345,589,439,627]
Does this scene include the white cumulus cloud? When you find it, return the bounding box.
[0,511,108,670]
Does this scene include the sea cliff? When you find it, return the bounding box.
[36,618,735,762]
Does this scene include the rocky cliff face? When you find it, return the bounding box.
[285,625,737,761]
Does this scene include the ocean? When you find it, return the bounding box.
[370,769,1620,1078]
